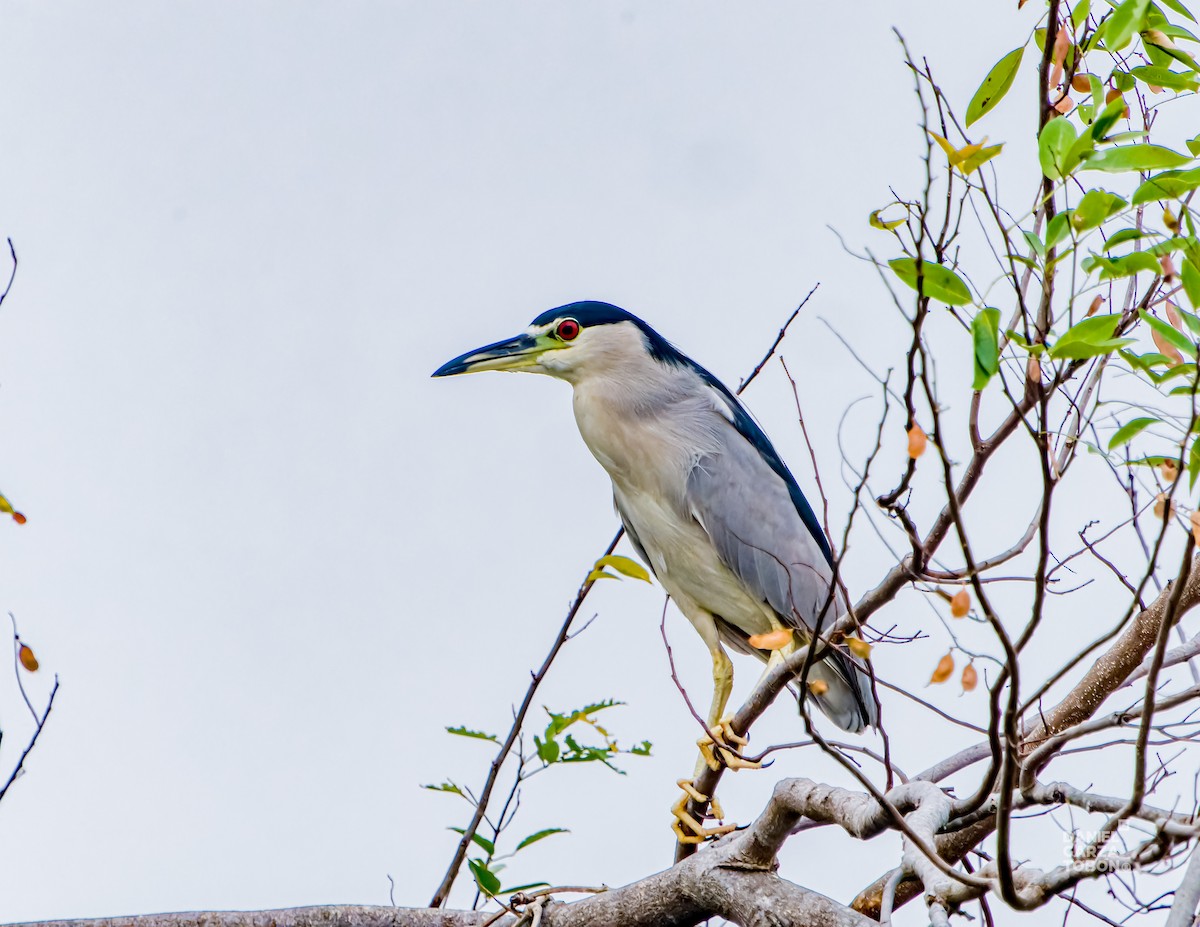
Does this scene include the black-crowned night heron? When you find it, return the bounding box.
[433,301,878,840]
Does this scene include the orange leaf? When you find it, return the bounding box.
[18,644,38,673]
[1087,295,1104,317]
[807,679,829,697]
[1164,256,1179,282]
[907,424,927,459]
[1154,492,1175,519]
[748,628,794,651]
[930,652,955,684]
[12,512,26,525]
[1191,510,1200,545]
[961,663,978,692]
[1071,73,1093,92]
[950,588,971,618]
[1152,328,1184,366]
[1162,458,1180,482]
[1027,354,1042,385]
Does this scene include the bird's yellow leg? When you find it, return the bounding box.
[671,638,759,844]
[692,644,762,771]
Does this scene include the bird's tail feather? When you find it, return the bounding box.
[804,648,879,733]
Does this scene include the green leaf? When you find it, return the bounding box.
[1049,313,1132,359]
[1182,257,1200,308]
[1023,229,1047,259]
[1040,118,1079,179]
[594,554,651,583]
[1176,304,1200,337]
[966,47,1025,126]
[423,781,465,796]
[1052,337,1138,358]
[1105,228,1156,250]
[888,257,973,305]
[446,725,500,743]
[1140,308,1195,353]
[515,828,570,851]
[534,735,560,764]
[972,307,1001,390]
[1082,145,1193,173]
[450,827,495,856]
[1046,211,1073,249]
[1066,131,1098,174]
[1132,167,1200,203]
[1106,0,1152,51]
[1083,250,1162,278]
[1091,98,1129,143]
[469,859,502,897]
[1073,0,1093,29]
[630,739,653,755]
[1188,134,1200,158]
[1108,416,1160,448]
[1073,189,1128,232]
[1129,65,1200,90]
[499,882,551,895]
[1161,0,1198,21]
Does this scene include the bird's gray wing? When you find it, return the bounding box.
[685,420,841,636]
[686,420,878,730]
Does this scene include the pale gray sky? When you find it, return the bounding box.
[0,3,1162,925]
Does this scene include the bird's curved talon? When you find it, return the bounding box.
[671,785,737,844]
[676,778,709,803]
[697,719,762,772]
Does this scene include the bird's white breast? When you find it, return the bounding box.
[570,375,778,637]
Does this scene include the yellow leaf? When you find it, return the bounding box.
[869,209,906,231]
[846,636,873,659]
[748,628,794,651]
[18,644,38,673]
[0,493,13,515]
[928,131,960,162]
[586,569,618,583]
[594,554,651,583]
[930,652,955,684]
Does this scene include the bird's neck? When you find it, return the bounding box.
[569,370,708,496]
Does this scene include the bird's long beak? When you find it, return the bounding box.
[432,331,554,377]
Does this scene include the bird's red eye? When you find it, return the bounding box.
[556,319,581,341]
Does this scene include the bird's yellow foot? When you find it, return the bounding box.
[697,718,761,772]
[671,779,737,844]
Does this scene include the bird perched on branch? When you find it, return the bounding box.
[433,301,878,840]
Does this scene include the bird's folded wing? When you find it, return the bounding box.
[685,419,841,637]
